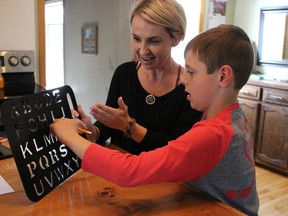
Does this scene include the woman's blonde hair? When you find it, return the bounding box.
[129,0,186,40]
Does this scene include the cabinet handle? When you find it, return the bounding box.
[241,90,251,95]
[269,95,285,101]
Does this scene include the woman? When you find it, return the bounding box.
[75,0,202,154]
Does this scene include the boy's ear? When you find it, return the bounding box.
[218,65,234,87]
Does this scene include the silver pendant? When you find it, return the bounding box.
[146,94,156,105]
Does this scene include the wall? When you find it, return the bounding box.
[0,0,39,82]
[64,0,131,113]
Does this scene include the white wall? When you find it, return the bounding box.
[63,0,132,113]
[0,0,39,82]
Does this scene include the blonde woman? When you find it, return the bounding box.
[75,0,202,154]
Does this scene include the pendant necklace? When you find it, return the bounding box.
[146,93,156,105]
[136,61,157,104]
[145,64,181,105]
[145,71,159,105]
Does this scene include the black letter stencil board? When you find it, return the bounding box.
[0,85,81,202]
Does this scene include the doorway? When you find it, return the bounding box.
[45,0,64,89]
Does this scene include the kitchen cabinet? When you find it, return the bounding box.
[238,80,288,174]
[257,88,288,173]
[238,85,261,149]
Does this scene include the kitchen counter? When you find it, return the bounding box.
[248,75,288,91]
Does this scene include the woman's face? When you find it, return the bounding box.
[131,15,175,70]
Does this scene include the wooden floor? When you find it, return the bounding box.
[256,166,288,216]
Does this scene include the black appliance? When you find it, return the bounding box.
[0,50,45,136]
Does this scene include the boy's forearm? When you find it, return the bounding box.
[65,135,91,159]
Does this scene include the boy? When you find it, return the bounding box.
[50,24,259,215]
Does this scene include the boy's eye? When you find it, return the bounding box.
[186,70,194,75]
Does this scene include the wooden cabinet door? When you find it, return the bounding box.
[255,104,288,173]
[239,99,260,150]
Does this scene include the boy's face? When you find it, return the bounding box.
[181,50,219,113]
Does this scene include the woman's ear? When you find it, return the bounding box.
[172,32,183,47]
[218,65,234,88]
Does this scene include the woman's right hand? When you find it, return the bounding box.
[72,105,98,142]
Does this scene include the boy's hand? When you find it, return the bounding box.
[50,118,79,144]
[50,118,92,159]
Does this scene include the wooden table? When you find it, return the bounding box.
[0,141,244,216]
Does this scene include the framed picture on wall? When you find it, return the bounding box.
[81,24,98,54]
[208,0,227,29]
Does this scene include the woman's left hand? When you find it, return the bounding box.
[90,97,130,132]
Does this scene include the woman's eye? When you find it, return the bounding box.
[132,36,140,41]
[149,39,160,44]
[149,39,159,44]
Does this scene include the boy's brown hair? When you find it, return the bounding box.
[184,24,254,89]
